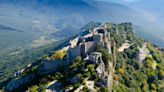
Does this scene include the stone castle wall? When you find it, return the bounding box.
[38,60,66,75]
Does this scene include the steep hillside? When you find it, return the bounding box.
[3,22,164,92]
[0,0,151,85]
[0,1,163,83]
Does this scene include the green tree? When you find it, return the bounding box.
[150,83,156,90]
[38,84,46,92]
[75,56,82,63]
[84,71,91,78]
[87,64,95,72]
[100,86,109,92]
[158,70,164,79]
[28,85,39,92]
[74,83,80,88]
[145,58,153,68]
[92,72,99,81]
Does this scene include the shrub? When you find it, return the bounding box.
[118,68,125,75]
[28,85,39,92]
[41,55,49,60]
[38,84,46,92]
[54,72,63,80]
[40,77,48,85]
[70,56,83,69]
[74,83,80,88]
[87,64,95,72]
[150,83,156,90]
[113,74,119,81]
[75,56,82,63]
[51,50,67,60]
[84,71,91,78]
[82,86,89,92]
[92,72,99,81]
[100,86,109,92]
[95,43,111,68]
[158,71,164,79]
[145,58,153,68]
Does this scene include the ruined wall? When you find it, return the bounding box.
[104,32,112,54]
[68,45,81,61]
[93,34,103,43]
[38,60,66,74]
[81,42,95,57]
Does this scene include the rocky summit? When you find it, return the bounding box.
[4,22,164,92]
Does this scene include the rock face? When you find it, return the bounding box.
[95,55,106,84]
[89,52,103,64]
[89,52,106,85]
[6,74,36,91]
[89,52,106,80]
[99,61,113,92]
[89,51,113,92]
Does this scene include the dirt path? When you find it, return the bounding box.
[117,42,131,52]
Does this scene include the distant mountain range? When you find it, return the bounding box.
[0,0,163,49]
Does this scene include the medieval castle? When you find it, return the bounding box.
[39,24,112,74]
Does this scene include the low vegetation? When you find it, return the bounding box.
[51,50,67,60]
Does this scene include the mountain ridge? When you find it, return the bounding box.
[0,1,164,90]
[3,22,164,92]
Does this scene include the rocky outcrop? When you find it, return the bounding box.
[6,73,36,91]
[90,52,106,82]
[89,52,113,92]
[138,43,149,62]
